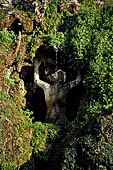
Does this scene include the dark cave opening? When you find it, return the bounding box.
[9,19,23,34]
[19,65,47,123]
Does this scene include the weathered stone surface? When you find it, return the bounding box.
[0,0,36,11]
[0,0,51,18]
[0,0,12,7]
[0,8,33,32]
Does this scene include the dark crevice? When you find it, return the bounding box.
[19,65,47,122]
[9,19,23,34]
[66,82,84,121]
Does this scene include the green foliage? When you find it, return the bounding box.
[99,165,107,170]
[57,4,113,122]
[44,2,113,124]
[32,122,59,161]
[61,114,113,170]
[26,0,61,59]
[0,28,17,46]
[79,0,96,8]
[14,1,24,11]
[28,27,44,59]
[0,9,5,19]
[0,162,18,170]
[42,2,113,170]
[0,81,33,169]
[79,5,113,121]
[44,0,59,33]
[45,32,65,50]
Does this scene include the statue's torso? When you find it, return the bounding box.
[45,83,68,124]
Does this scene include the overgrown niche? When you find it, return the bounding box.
[20,47,83,123]
[10,19,23,34]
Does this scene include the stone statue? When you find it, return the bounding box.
[34,58,81,125]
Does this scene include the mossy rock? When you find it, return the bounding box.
[0,85,33,169]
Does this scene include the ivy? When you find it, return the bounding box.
[0,28,17,46]
[31,122,59,161]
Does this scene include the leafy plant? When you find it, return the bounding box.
[0,28,17,46]
[32,122,59,161]
[46,32,65,50]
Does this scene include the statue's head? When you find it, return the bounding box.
[51,69,66,83]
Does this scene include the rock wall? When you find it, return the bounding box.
[0,0,51,14]
[0,0,37,12]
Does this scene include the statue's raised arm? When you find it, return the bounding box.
[34,60,81,125]
[68,69,81,89]
[34,58,50,90]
